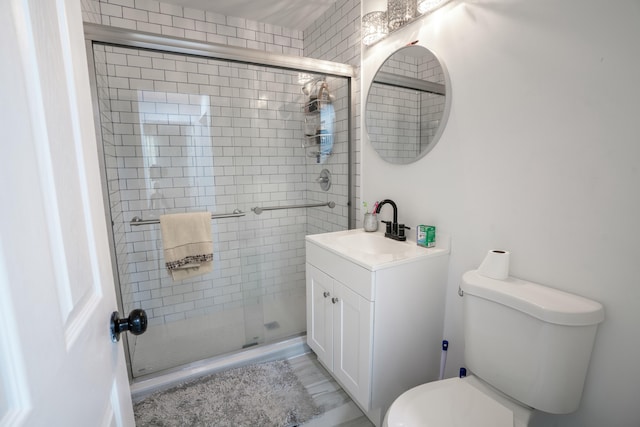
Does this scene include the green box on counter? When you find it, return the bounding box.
[417,225,436,248]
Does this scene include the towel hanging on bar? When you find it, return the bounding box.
[159,212,213,281]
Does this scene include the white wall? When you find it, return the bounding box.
[362,1,640,426]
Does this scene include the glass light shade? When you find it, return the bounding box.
[388,0,417,31]
[362,11,388,46]
[417,0,448,14]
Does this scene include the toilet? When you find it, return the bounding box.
[384,269,604,426]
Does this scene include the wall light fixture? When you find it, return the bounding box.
[362,0,389,46]
[388,0,417,31]
[362,0,452,46]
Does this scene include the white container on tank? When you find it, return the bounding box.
[460,270,604,414]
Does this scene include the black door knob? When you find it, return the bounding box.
[110,309,148,342]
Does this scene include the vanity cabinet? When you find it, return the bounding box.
[306,264,373,406]
[306,229,450,426]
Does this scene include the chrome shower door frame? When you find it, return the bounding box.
[84,24,355,381]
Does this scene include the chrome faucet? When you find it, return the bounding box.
[375,199,410,241]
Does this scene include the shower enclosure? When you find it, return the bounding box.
[87,26,353,378]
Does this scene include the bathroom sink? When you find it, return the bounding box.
[306,229,448,270]
[335,232,414,255]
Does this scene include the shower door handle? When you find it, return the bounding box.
[110,309,148,342]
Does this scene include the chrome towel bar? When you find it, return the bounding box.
[252,201,335,215]
[130,209,245,226]
[129,201,336,225]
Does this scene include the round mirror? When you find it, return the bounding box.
[366,45,450,164]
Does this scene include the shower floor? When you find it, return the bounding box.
[131,292,306,376]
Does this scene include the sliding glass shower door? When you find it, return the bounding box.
[91,42,350,377]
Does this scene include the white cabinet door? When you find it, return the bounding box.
[306,264,334,367]
[332,281,373,409]
[0,1,134,425]
[306,263,374,410]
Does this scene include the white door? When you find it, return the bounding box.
[0,0,135,426]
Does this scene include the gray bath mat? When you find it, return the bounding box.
[134,359,320,427]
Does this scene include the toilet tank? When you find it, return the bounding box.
[460,270,604,414]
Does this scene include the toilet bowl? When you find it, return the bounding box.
[383,269,603,426]
[383,376,532,427]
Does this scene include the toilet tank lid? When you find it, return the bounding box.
[461,270,604,326]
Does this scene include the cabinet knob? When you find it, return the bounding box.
[323,291,330,298]
[331,297,339,304]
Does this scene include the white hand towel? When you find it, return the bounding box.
[159,212,213,281]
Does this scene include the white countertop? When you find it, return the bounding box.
[306,228,450,271]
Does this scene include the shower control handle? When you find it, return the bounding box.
[331,297,339,304]
[110,309,148,342]
[323,291,330,298]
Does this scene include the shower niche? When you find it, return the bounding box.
[302,78,336,164]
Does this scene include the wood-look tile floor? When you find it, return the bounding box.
[288,352,375,427]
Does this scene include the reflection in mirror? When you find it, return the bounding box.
[366,45,449,164]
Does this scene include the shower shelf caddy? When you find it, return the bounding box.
[303,80,335,163]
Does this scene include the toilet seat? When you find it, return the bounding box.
[384,376,532,427]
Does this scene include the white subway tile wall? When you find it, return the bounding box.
[93,43,349,327]
[82,0,303,55]
[304,0,361,228]
[84,0,356,361]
